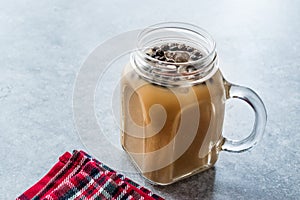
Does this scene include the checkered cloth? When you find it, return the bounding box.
[17,150,164,200]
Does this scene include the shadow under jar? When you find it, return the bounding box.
[120,22,267,185]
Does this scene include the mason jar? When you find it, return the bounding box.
[120,22,267,185]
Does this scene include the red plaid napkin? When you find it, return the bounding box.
[17,150,164,200]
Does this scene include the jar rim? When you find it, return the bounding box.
[136,22,216,66]
[131,22,219,87]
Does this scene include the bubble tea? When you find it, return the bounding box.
[121,23,267,185]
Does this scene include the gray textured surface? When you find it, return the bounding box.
[1,0,299,199]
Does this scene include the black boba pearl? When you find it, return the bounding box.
[186,65,197,72]
[193,50,203,57]
[186,46,194,52]
[190,55,198,60]
[155,49,164,57]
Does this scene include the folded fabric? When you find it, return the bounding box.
[17,150,164,200]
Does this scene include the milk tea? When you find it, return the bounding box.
[121,43,226,184]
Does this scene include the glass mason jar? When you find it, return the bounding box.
[120,22,267,185]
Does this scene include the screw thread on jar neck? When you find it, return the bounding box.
[131,22,219,87]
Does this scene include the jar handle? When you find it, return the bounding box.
[221,81,267,152]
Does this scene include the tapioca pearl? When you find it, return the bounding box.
[186,46,194,52]
[161,44,169,51]
[178,65,197,74]
[155,49,164,57]
[193,50,203,57]
[178,44,187,51]
[191,50,204,60]
[186,65,197,72]
[190,55,199,61]
[174,52,189,63]
[165,52,175,60]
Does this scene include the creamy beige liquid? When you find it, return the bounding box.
[121,63,226,185]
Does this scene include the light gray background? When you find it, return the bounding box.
[1,0,299,199]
